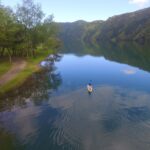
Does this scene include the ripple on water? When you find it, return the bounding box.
[1,85,150,150]
[48,85,150,150]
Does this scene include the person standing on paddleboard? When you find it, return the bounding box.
[87,83,93,93]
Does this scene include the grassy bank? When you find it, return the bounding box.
[0,61,12,77]
[0,49,54,95]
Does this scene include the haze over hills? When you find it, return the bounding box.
[58,7,150,44]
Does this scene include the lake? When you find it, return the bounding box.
[0,42,150,150]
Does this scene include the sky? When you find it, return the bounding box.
[1,0,150,22]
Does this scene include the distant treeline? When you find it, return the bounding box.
[0,0,61,61]
[58,7,150,44]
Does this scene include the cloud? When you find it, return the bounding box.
[122,69,136,75]
[129,0,149,6]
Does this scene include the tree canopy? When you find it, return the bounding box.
[0,0,60,62]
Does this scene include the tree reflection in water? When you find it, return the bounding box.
[0,54,62,111]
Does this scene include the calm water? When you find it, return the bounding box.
[1,42,150,150]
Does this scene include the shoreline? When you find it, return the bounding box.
[0,49,54,96]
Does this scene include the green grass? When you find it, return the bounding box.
[0,49,54,95]
[0,60,12,77]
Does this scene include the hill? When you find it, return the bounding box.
[96,7,150,43]
[58,7,150,44]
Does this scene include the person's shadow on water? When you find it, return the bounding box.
[88,91,92,95]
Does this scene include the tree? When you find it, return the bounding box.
[16,0,44,29]
[0,0,61,62]
[16,0,44,56]
[0,5,18,62]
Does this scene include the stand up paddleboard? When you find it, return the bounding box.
[87,85,93,93]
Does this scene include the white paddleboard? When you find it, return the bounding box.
[87,86,93,92]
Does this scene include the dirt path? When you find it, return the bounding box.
[0,59,27,86]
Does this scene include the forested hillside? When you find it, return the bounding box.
[58,20,87,43]
[58,7,150,44]
[97,7,150,43]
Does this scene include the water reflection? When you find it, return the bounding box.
[48,86,150,150]
[122,69,136,75]
[61,41,150,73]
[1,41,150,150]
[0,128,24,150]
[0,55,62,111]
[1,86,150,150]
